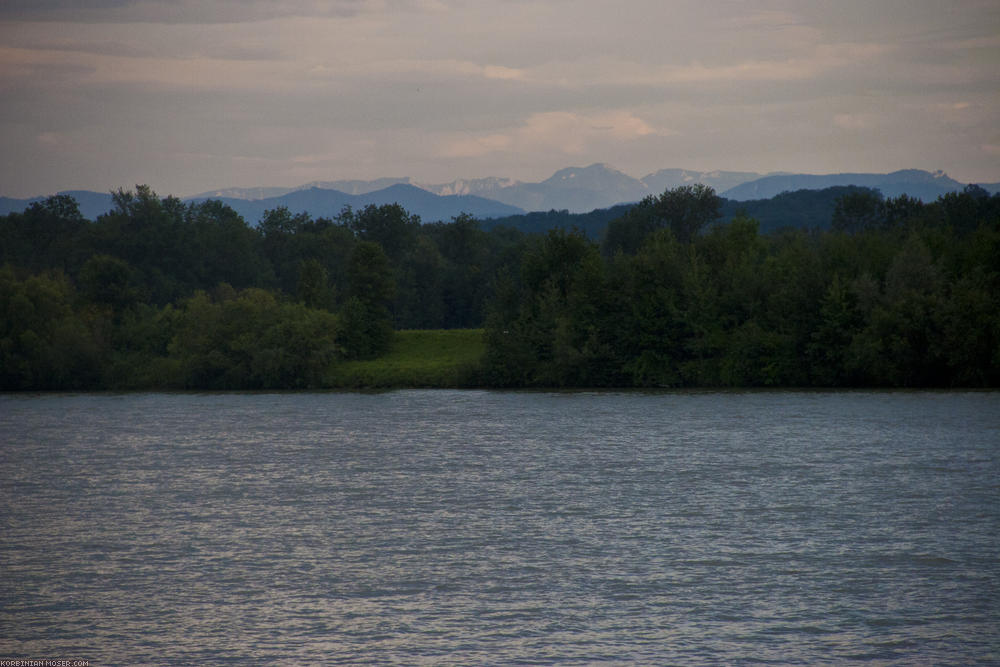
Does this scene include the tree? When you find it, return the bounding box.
[185,199,272,291]
[78,254,140,314]
[296,258,333,311]
[426,214,491,327]
[0,195,90,274]
[617,229,687,386]
[882,194,924,230]
[342,203,420,261]
[934,185,1000,235]
[169,288,340,389]
[0,267,103,389]
[93,185,191,304]
[660,183,723,244]
[259,206,311,236]
[602,197,661,256]
[484,229,620,386]
[341,241,395,358]
[832,189,885,233]
[602,184,721,255]
[393,236,445,329]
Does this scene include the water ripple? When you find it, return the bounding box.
[1,390,998,665]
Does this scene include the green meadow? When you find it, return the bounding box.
[324,329,486,389]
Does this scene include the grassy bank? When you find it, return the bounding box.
[324,329,486,388]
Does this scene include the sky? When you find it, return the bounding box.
[1,0,998,198]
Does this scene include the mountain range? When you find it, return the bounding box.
[185,184,523,226]
[721,169,972,201]
[3,165,996,223]
[189,164,777,214]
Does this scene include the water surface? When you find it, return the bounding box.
[1,391,998,664]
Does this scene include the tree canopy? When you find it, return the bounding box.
[1,183,997,389]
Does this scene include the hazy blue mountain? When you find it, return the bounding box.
[188,184,524,224]
[5,167,992,223]
[719,186,883,233]
[419,176,520,200]
[641,169,764,195]
[0,190,115,220]
[188,185,299,200]
[482,164,651,213]
[182,166,983,216]
[481,186,904,239]
[190,178,412,200]
[722,169,966,201]
[297,178,413,196]
[2,185,522,223]
[348,183,523,219]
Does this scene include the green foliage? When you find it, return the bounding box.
[0,195,90,275]
[86,186,274,304]
[185,199,274,291]
[340,241,395,358]
[342,203,420,261]
[296,258,334,310]
[326,329,486,388]
[832,190,885,233]
[169,288,340,389]
[2,184,998,390]
[0,267,103,389]
[481,229,623,387]
[482,205,631,239]
[486,204,1000,387]
[393,235,446,329]
[423,214,492,328]
[78,254,141,313]
[603,184,721,255]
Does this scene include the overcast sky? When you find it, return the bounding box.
[1,0,998,197]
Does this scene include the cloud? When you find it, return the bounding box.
[439,110,669,159]
[358,58,526,82]
[0,34,282,62]
[0,0,438,23]
[2,0,999,196]
[833,113,877,130]
[37,131,61,147]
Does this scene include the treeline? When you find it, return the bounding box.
[478,184,923,238]
[483,184,1000,387]
[1,186,529,389]
[1,183,998,389]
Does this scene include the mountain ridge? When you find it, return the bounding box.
[3,166,995,221]
[186,183,525,224]
[722,169,968,201]
[186,164,985,213]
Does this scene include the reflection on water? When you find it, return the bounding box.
[1,390,998,664]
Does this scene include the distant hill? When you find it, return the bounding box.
[4,166,990,223]
[720,186,883,233]
[188,185,300,200]
[190,177,413,200]
[419,176,521,199]
[187,184,524,224]
[0,190,115,220]
[327,166,977,213]
[479,186,893,239]
[722,169,965,202]
[429,164,651,213]
[641,169,764,195]
[482,204,635,239]
[2,183,523,224]
[193,165,657,214]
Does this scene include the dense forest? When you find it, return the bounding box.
[1,183,998,389]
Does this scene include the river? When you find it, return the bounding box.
[1,390,998,664]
